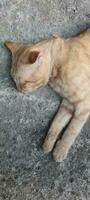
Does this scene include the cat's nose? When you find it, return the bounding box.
[12,76,21,90]
[16,81,23,92]
[11,69,17,81]
[16,81,26,92]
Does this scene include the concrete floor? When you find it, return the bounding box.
[0,0,90,199]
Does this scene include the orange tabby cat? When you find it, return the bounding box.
[5,28,90,162]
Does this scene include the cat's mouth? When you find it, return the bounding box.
[14,79,43,93]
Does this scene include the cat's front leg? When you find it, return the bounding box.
[53,101,90,162]
[43,99,74,153]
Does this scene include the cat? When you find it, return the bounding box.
[5,28,90,162]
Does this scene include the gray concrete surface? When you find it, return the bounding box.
[0,0,90,199]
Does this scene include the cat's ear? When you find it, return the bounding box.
[21,51,41,65]
[4,41,21,54]
[53,32,65,52]
[27,51,40,64]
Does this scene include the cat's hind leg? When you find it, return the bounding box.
[43,99,74,153]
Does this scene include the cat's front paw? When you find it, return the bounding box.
[43,141,53,154]
[43,132,56,153]
[53,141,68,162]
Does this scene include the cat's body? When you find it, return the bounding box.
[5,28,90,162]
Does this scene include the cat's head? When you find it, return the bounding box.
[5,39,53,92]
[5,34,64,92]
